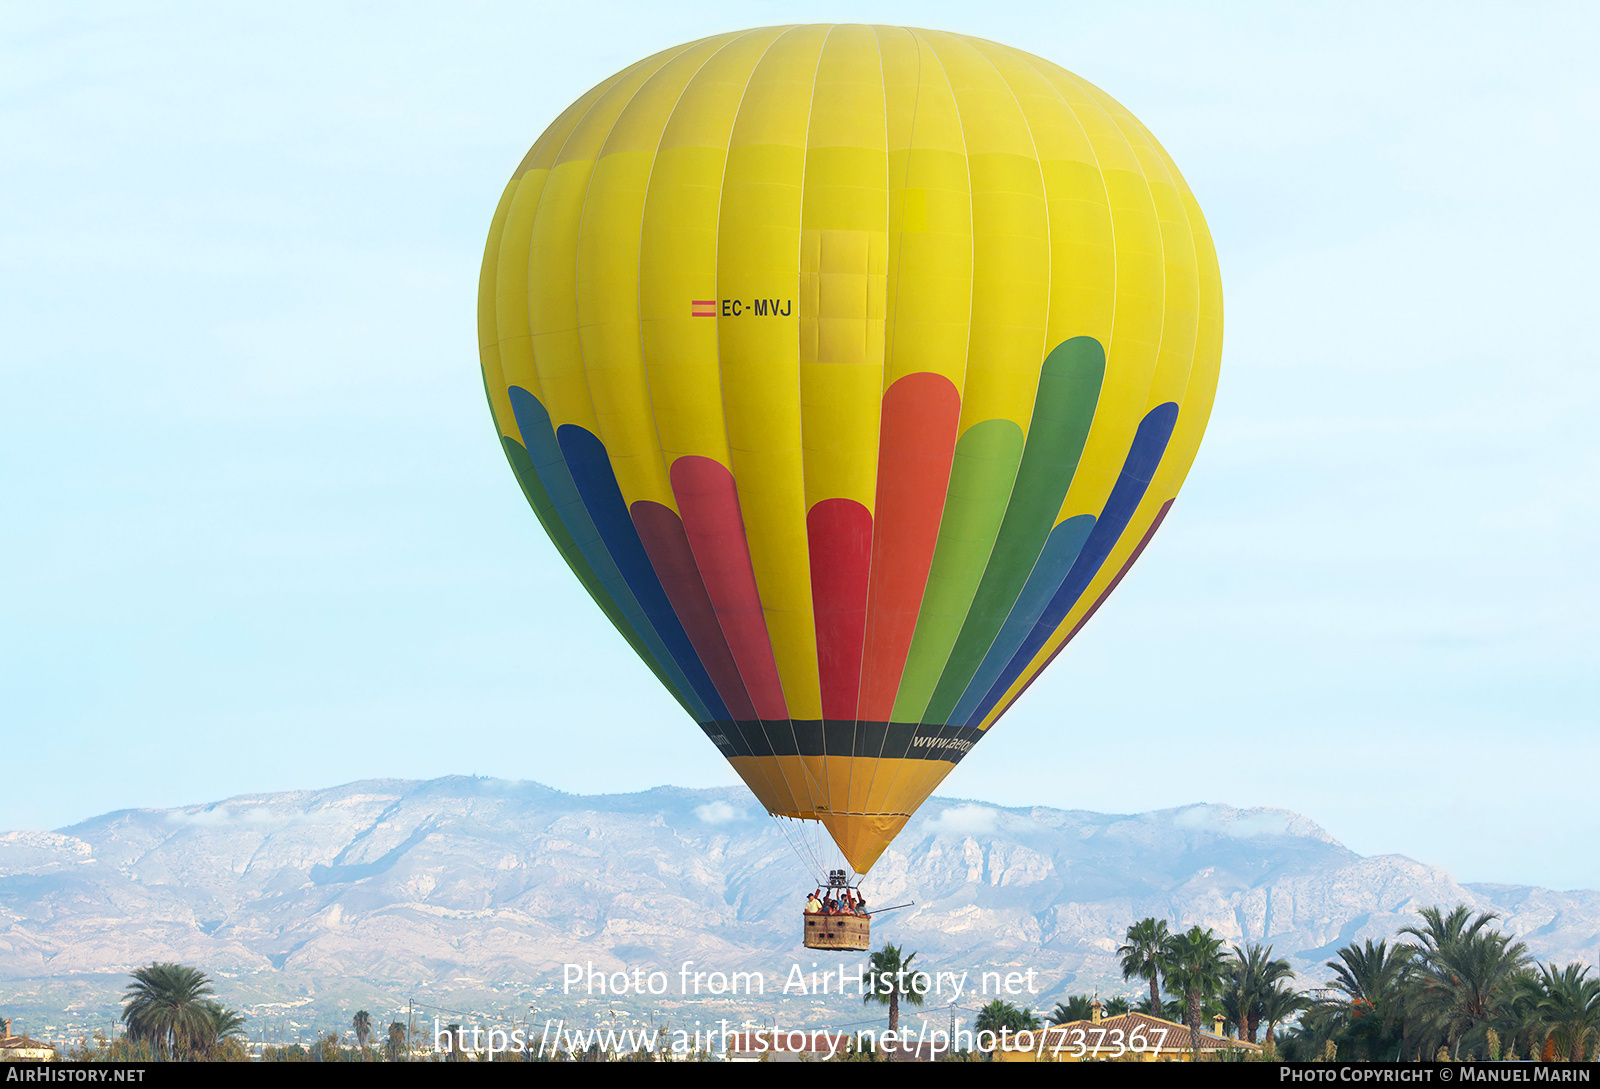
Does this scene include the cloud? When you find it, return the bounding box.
[693,801,744,825]
[928,804,1000,835]
[166,806,233,826]
[163,805,337,827]
[1173,806,1291,838]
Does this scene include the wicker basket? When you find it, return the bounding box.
[803,912,871,951]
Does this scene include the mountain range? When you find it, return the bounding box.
[1,776,1596,1045]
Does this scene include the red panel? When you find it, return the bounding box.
[807,498,873,722]
[669,457,790,720]
[857,372,962,720]
[630,500,758,721]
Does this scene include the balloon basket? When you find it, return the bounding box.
[803,912,870,951]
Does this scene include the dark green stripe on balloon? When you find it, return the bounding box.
[921,337,1105,724]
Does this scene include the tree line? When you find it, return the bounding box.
[61,904,1600,1062]
[1086,905,1600,1061]
[1107,916,1303,1051]
[1296,905,1599,1061]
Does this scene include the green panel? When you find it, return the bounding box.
[922,337,1105,723]
[889,417,1025,723]
[501,435,692,717]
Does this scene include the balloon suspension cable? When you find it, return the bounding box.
[770,813,855,887]
[769,816,808,874]
[771,815,827,883]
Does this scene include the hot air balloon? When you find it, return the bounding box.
[476,26,1222,924]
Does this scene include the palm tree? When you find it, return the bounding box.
[975,999,1015,1035]
[863,943,929,1040]
[1315,938,1413,1060]
[1326,939,1414,1007]
[386,1021,407,1062]
[975,999,1040,1055]
[1145,996,1187,1021]
[1161,926,1229,1051]
[1049,996,1094,1025]
[1117,917,1171,1019]
[1258,982,1311,1051]
[352,1009,372,1053]
[1401,904,1531,1058]
[1493,969,1546,1061]
[1225,942,1293,1042]
[1534,962,1600,1062]
[1103,996,1132,1016]
[1221,983,1250,1041]
[121,963,217,1060]
[198,1002,247,1059]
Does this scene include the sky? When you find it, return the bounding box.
[4,2,1597,891]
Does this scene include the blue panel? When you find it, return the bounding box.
[507,387,711,722]
[556,422,732,722]
[964,402,1180,727]
[947,514,1096,726]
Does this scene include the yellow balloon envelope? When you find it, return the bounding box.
[477,26,1221,873]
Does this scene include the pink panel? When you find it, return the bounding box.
[670,456,790,720]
